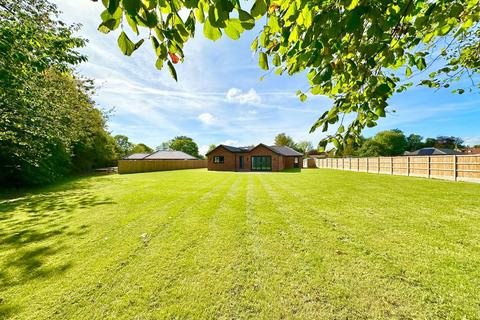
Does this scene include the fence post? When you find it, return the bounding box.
[357,158,359,171]
[407,157,410,176]
[366,158,369,172]
[453,155,457,181]
[378,157,380,173]
[427,156,431,178]
[390,157,393,175]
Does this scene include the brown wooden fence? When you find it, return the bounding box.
[316,155,480,183]
[118,160,207,174]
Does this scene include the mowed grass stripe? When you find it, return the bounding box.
[49,173,238,319]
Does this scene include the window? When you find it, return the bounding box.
[213,156,224,164]
[251,156,272,171]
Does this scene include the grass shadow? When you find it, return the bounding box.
[0,175,116,296]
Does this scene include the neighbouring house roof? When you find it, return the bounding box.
[143,150,198,160]
[207,144,303,157]
[123,153,150,160]
[464,148,480,155]
[404,147,463,156]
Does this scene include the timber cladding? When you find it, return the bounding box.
[316,155,480,183]
[118,160,207,174]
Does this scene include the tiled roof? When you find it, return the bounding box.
[405,147,463,156]
[209,144,303,157]
[266,145,303,156]
[143,150,198,160]
[123,153,149,160]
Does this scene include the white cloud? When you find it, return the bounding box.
[463,136,480,147]
[220,139,240,146]
[248,109,258,114]
[226,88,261,105]
[198,113,216,125]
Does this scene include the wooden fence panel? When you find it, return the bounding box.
[315,155,480,183]
[118,160,207,174]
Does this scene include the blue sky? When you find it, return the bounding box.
[54,1,479,155]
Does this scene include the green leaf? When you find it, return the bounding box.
[251,37,259,51]
[346,0,359,10]
[98,19,120,33]
[258,52,268,70]
[126,14,139,34]
[203,19,222,41]
[416,57,426,70]
[374,83,391,96]
[272,53,281,67]
[117,31,135,56]
[299,93,307,102]
[195,7,205,23]
[167,60,178,81]
[134,39,144,50]
[155,57,164,70]
[122,0,141,15]
[250,0,267,19]
[108,0,120,14]
[239,10,255,30]
[224,19,243,40]
[405,66,412,77]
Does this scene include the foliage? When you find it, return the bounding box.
[294,140,313,154]
[2,169,480,319]
[357,129,406,156]
[357,139,386,157]
[434,136,464,149]
[114,135,134,158]
[274,133,296,148]
[169,136,199,157]
[131,143,154,154]
[0,1,115,185]
[97,0,480,152]
[206,144,217,154]
[406,134,424,151]
[155,141,171,151]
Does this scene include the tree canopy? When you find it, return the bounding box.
[0,1,116,185]
[96,0,480,152]
[169,136,200,157]
[274,133,296,148]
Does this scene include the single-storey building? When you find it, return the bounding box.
[206,143,303,172]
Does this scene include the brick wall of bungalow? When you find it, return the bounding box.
[207,145,301,172]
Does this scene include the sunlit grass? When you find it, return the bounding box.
[1,169,480,319]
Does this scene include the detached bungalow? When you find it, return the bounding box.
[206,143,303,172]
[404,147,463,156]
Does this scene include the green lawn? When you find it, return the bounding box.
[1,169,480,319]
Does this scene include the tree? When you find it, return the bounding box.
[357,130,407,156]
[131,143,154,154]
[0,1,115,185]
[274,133,295,148]
[206,144,217,154]
[434,136,464,149]
[156,141,171,151]
[114,135,134,158]
[295,141,313,155]
[97,0,480,152]
[424,138,437,148]
[357,139,386,157]
[406,134,424,151]
[169,136,199,157]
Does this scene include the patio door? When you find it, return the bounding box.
[251,156,272,171]
[239,156,244,169]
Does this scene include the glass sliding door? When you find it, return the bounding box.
[251,156,272,171]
